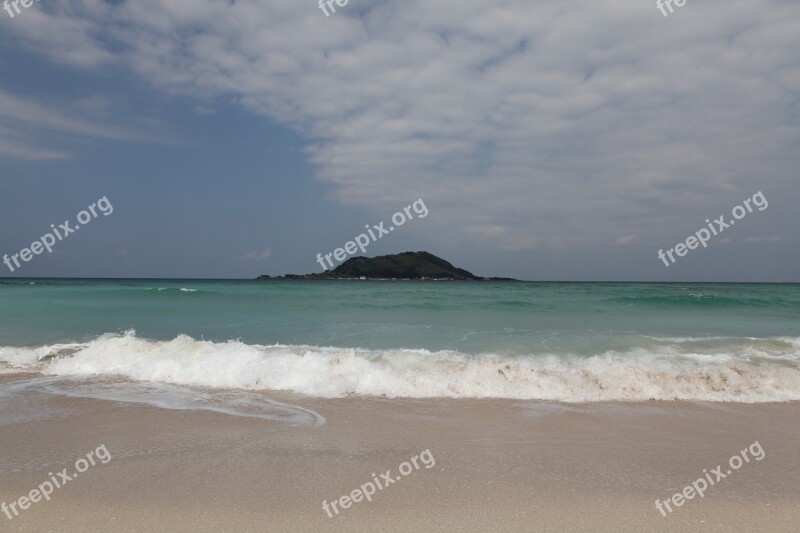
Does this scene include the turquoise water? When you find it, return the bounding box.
[1,279,799,401]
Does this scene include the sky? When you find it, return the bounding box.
[0,0,798,281]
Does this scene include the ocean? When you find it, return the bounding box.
[1,279,799,402]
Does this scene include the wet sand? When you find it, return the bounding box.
[1,375,799,532]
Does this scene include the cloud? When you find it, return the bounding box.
[0,89,145,140]
[744,236,780,243]
[615,235,636,246]
[0,89,174,160]
[0,2,115,68]
[0,126,71,160]
[242,248,272,260]
[3,0,799,251]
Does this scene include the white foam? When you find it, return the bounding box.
[3,331,800,402]
[0,377,324,426]
[0,343,87,368]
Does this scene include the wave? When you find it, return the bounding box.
[612,292,783,308]
[1,331,799,402]
[0,377,324,427]
[146,287,200,293]
[0,342,86,369]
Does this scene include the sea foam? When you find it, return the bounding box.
[1,331,799,402]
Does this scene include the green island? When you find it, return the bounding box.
[256,251,517,281]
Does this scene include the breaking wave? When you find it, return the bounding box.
[2,331,800,402]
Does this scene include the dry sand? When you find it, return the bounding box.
[1,375,799,532]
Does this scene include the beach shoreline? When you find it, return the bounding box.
[1,375,799,532]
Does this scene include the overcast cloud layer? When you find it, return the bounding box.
[1,0,798,280]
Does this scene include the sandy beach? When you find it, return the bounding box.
[1,375,798,532]
[3,0,800,530]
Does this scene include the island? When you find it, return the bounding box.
[256,251,517,281]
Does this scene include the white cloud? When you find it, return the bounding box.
[0,125,71,160]
[3,0,799,250]
[0,89,173,160]
[242,248,272,260]
[615,235,636,246]
[744,236,780,243]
